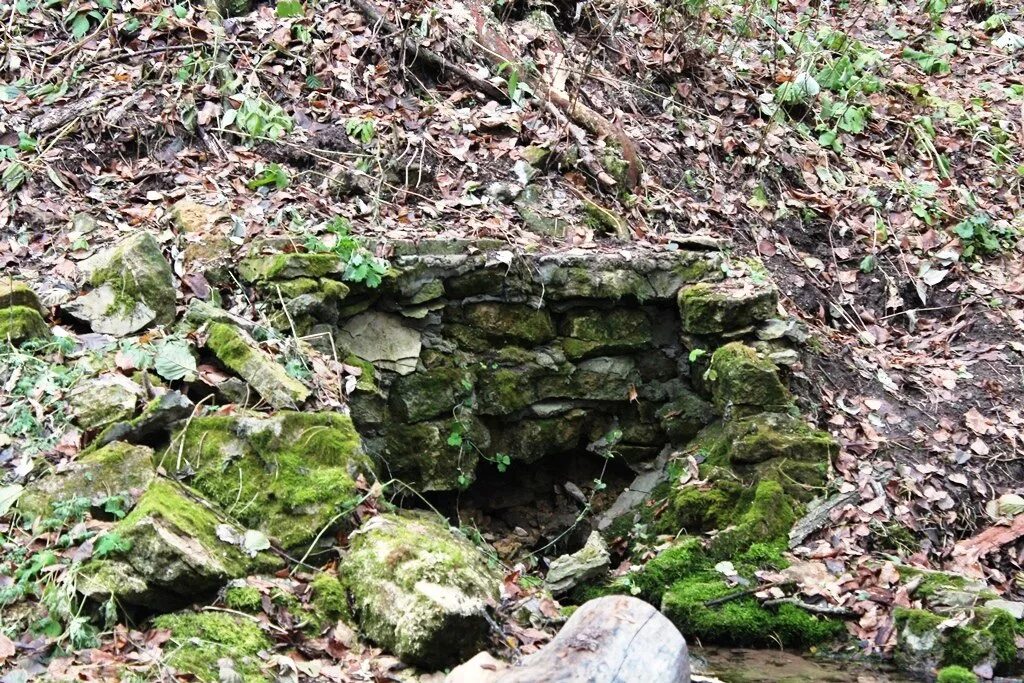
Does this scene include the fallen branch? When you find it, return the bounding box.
[350,0,507,103]
[762,597,857,619]
[702,580,791,607]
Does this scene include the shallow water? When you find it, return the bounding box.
[694,647,916,683]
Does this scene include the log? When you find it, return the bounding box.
[447,596,690,683]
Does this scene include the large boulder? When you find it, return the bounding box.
[339,512,501,668]
[170,412,374,552]
[78,479,281,607]
[66,232,176,335]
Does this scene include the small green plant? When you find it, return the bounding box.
[953,212,1015,258]
[276,0,302,17]
[93,532,132,559]
[345,117,376,145]
[304,217,390,287]
[247,163,290,190]
[223,95,294,141]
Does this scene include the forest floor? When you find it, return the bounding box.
[2,0,1024,678]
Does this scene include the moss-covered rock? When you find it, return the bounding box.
[937,666,979,683]
[707,342,790,414]
[489,410,586,463]
[19,442,155,519]
[78,479,281,607]
[152,610,270,683]
[661,574,843,648]
[0,280,44,313]
[339,511,501,668]
[239,253,343,282]
[0,305,51,345]
[559,308,651,359]
[67,375,141,431]
[458,302,556,346]
[205,322,310,409]
[170,412,373,552]
[894,607,1019,675]
[389,366,473,423]
[70,232,176,335]
[656,391,715,442]
[382,417,489,490]
[698,412,836,467]
[677,279,777,335]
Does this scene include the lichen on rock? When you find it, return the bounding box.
[678,278,778,335]
[19,442,156,519]
[339,511,501,668]
[169,411,373,552]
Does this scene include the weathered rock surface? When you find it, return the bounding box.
[78,479,281,607]
[19,442,156,518]
[339,511,501,668]
[66,232,176,335]
[678,278,777,335]
[170,411,373,551]
[545,531,610,593]
[92,390,193,449]
[67,374,142,431]
[447,596,690,683]
[205,322,310,408]
[707,342,790,414]
[337,312,421,376]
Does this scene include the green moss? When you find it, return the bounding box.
[383,417,488,490]
[205,322,309,408]
[224,585,263,612]
[631,538,706,603]
[152,611,270,683]
[709,479,797,559]
[677,280,778,335]
[661,575,843,648]
[0,280,44,313]
[560,308,651,359]
[581,198,629,238]
[239,253,342,282]
[896,607,944,637]
[0,305,51,345]
[460,302,555,346]
[310,573,350,626]
[656,392,715,442]
[708,342,790,414]
[936,667,978,683]
[343,354,377,392]
[390,366,474,422]
[172,412,371,551]
[659,482,742,536]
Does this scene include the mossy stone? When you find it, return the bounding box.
[0,280,44,313]
[78,479,282,607]
[170,412,373,552]
[152,611,270,683]
[559,308,651,359]
[205,322,310,409]
[460,302,555,346]
[677,279,778,335]
[656,391,715,442]
[489,410,586,463]
[708,342,790,414]
[339,511,501,668]
[239,253,343,282]
[661,576,843,648]
[310,573,350,627]
[67,375,141,431]
[382,417,489,491]
[84,231,176,327]
[19,442,156,519]
[707,479,797,559]
[937,666,978,683]
[893,607,1017,674]
[389,366,474,423]
[0,305,51,345]
[722,412,836,466]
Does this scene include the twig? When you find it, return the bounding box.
[762,597,857,619]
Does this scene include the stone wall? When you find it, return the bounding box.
[239,239,776,498]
